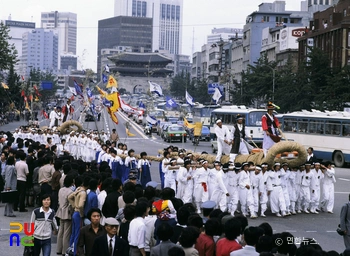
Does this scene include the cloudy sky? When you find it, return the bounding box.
[1,0,302,71]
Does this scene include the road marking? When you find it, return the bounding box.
[326,231,337,232]
[306,231,317,233]
[335,192,350,194]
[286,230,297,233]
[338,178,350,182]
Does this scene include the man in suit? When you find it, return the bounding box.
[91,217,128,256]
[340,194,350,249]
[230,226,261,256]
[307,147,317,163]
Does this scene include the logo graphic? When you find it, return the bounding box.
[9,222,34,247]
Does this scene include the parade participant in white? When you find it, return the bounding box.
[299,163,315,214]
[193,160,210,214]
[251,166,263,217]
[288,167,298,215]
[238,163,256,218]
[320,162,336,213]
[295,165,305,213]
[176,159,194,203]
[227,164,240,216]
[209,162,230,212]
[279,163,291,215]
[163,159,179,193]
[310,163,323,214]
[267,163,287,217]
[214,120,231,161]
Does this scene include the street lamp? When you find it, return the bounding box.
[266,65,276,102]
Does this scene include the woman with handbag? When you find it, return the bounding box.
[4,156,17,217]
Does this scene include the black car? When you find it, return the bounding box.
[85,114,95,122]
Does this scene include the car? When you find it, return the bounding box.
[160,122,172,138]
[85,114,95,122]
[163,125,187,143]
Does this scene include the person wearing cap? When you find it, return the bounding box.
[138,152,152,189]
[261,102,281,157]
[259,163,270,217]
[77,208,106,256]
[310,162,323,214]
[227,163,241,216]
[176,159,194,203]
[62,98,74,123]
[229,114,251,163]
[266,163,287,217]
[193,160,210,214]
[176,151,185,166]
[209,161,229,212]
[91,217,128,256]
[214,119,231,162]
[319,161,336,213]
[238,162,256,218]
[201,200,216,223]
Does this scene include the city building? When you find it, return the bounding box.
[231,38,244,83]
[2,18,36,75]
[108,52,173,93]
[41,11,77,55]
[100,46,132,74]
[207,28,243,44]
[60,54,77,70]
[242,0,325,70]
[298,0,350,68]
[191,51,202,81]
[22,28,58,75]
[114,0,183,54]
[160,52,191,75]
[97,16,153,75]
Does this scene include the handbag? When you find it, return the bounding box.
[337,203,349,236]
[23,246,34,256]
[1,190,19,203]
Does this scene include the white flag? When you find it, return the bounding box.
[149,81,163,96]
[104,64,110,73]
[68,86,77,96]
[212,87,222,104]
[185,91,194,106]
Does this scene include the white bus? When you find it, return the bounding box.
[210,106,266,152]
[193,104,220,127]
[279,109,350,167]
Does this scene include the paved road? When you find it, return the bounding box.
[0,111,349,254]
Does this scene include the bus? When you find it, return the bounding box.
[210,105,266,152]
[278,109,350,167]
[193,104,220,127]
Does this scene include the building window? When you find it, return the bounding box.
[167,4,170,19]
[137,1,141,16]
[171,5,175,19]
[325,0,329,4]
[314,0,317,4]
[319,0,323,4]
[142,1,147,17]
[283,18,288,23]
[132,0,137,16]
[176,6,180,20]
[262,16,269,22]
[162,4,166,18]
[344,9,347,17]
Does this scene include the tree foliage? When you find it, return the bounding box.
[0,22,17,71]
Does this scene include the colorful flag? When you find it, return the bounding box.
[73,80,83,97]
[96,86,107,97]
[107,107,119,124]
[102,74,108,83]
[126,128,136,137]
[119,97,139,114]
[146,115,157,125]
[1,82,9,89]
[212,87,222,104]
[166,96,178,108]
[149,81,163,96]
[105,92,121,113]
[106,75,118,88]
[42,110,49,119]
[184,118,196,129]
[102,97,112,107]
[33,84,41,96]
[186,91,194,106]
[21,90,25,97]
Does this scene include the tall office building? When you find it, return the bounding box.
[41,11,77,70]
[114,0,183,54]
[22,28,58,75]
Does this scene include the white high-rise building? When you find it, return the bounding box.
[207,28,243,45]
[114,0,183,54]
[22,28,58,75]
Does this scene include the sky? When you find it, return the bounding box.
[1,0,302,72]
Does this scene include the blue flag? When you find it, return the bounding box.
[139,101,146,109]
[146,115,157,125]
[149,81,163,96]
[166,96,178,108]
[102,74,108,83]
[73,80,83,97]
[102,97,112,107]
[90,103,97,116]
[86,88,92,99]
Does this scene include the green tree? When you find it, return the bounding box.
[170,71,191,97]
[0,22,17,71]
